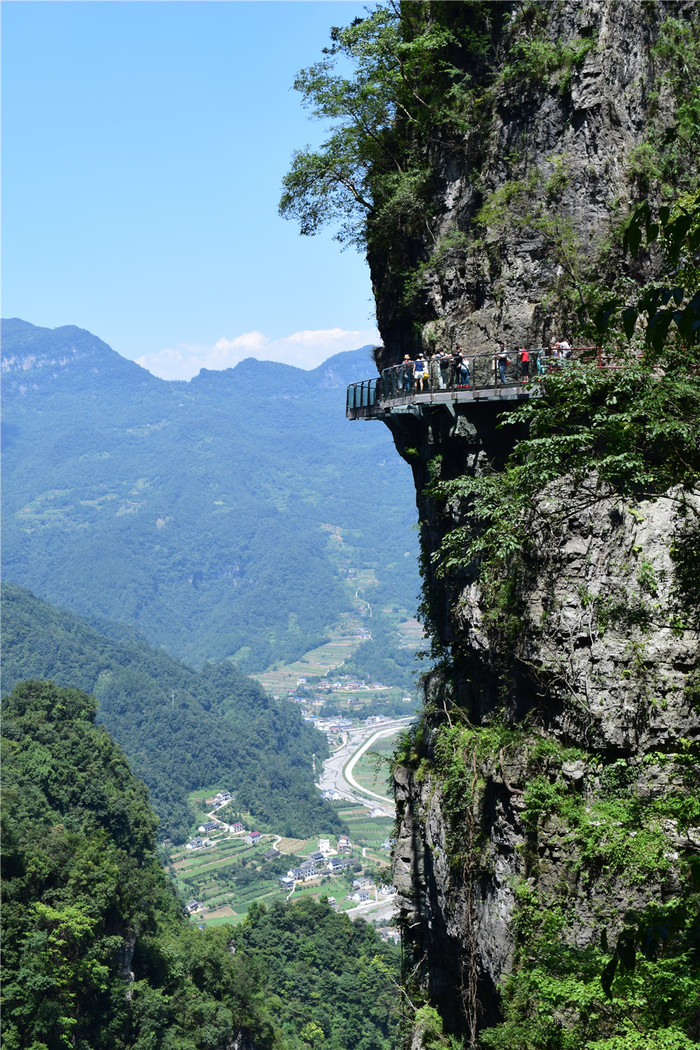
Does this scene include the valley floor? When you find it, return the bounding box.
[164,716,411,931]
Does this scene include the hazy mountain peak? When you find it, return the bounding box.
[1,318,160,394]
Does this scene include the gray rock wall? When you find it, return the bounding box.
[365,3,699,1043]
[389,402,699,1042]
[372,0,696,367]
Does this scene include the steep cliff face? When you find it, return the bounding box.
[387,402,699,1044]
[366,3,700,1047]
[372,0,698,367]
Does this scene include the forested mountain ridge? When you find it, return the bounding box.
[2,318,418,672]
[2,583,340,843]
[1,317,161,393]
[280,2,700,1048]
[1,679,400,1050]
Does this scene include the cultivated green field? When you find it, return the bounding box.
[347,733,398,801]
[168,794,394,926]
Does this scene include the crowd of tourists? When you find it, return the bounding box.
[389,339,574,394]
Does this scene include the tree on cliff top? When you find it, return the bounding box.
[279,1,502,251]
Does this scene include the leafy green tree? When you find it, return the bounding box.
[280,3,500,253]
[235,898,401,1050]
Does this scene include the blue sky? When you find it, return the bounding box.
[2,0,380,379]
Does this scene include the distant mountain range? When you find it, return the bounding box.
[1,318,419,674]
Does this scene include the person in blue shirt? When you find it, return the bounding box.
[414,353,427,391]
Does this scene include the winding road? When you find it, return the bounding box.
[316,717,413,816]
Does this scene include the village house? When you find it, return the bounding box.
[289,866,316,882]
[185,837,206,850]
[209,790,233,807]
[198,820,221,834]
[347,889,371,903]
[230,822,245,834]
[352,877,374,891]
[245,830,262,845]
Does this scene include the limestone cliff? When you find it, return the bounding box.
[386,402,699,1046]
[360,2,700,1047]
[371,0,699,366]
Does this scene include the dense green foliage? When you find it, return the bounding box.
[2,583,340,843]
[1,682,401,1050]
[1,321,418,675]
[340,611,419,694]
[480,889,700,1050]
[279,0,511,327]
[280,3,494,248]
[234,898,401,1050]
[1,680,278,1050]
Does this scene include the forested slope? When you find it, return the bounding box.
[2,583,339,842]
[1,319,418,673]
[1,680,400,1050]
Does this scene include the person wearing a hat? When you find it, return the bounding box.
[401,354,414,393]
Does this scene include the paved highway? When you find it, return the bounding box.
[316,717,414,817]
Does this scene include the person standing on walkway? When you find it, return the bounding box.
[401,354,413,393]
[495,341,509,384]
[414,352,427,391]
[519,347,530,382]
[453,345,470,386]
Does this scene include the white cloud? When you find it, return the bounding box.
[284,327,356,346]
[136,326,380,381]
[213,331,267,353]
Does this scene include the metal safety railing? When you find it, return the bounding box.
[346,377,381,413]
[347,347,603,414]
[380,347,605,397]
